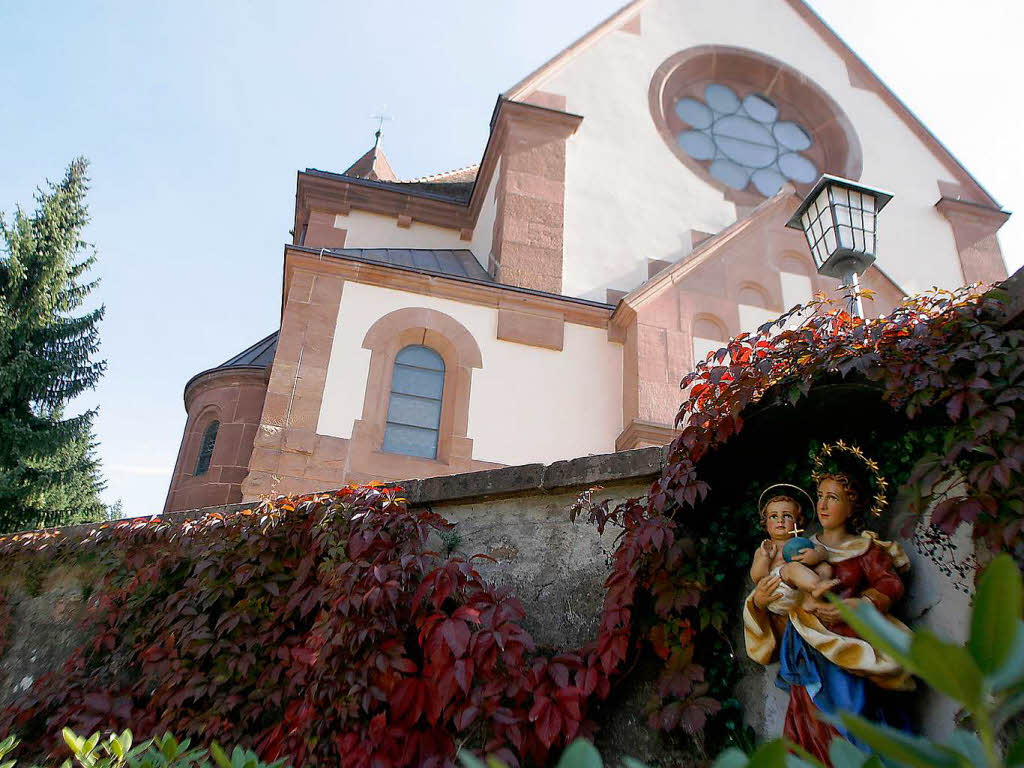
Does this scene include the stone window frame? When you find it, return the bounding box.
[186,405,222,479]
[194,420,220,476]
[649,45,863,208]
[357,308,482,467]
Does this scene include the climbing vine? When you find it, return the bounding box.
[0,282,1021,766]
[0,488,609,767]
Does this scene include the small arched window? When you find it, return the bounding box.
[383,345,444,459]
[194,420,219,476]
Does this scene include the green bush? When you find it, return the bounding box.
[0,729,287,768]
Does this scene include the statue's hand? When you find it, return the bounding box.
[760,540,778,560]
[753,575,782,610]
[792,546,824,566]
[811,597,863,627]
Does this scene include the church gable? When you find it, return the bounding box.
[505,0,1007,302]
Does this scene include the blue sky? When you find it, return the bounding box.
[1,1,1021,517]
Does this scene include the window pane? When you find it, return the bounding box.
[386,393,442,430]
[392,365,444,398]
[383,424,438,459]
[778,152,817,183]
[395,345,444,370]
[709,159,750,190]
[674,98,713,129]
[743,93,778,123]
[713,116,777,168]
[705,83,739,114]
[751,168,786,196]
[677,130,716,160]
[773,121,812,151]
[195,421,219,476]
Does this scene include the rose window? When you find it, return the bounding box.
[674,84,818,197]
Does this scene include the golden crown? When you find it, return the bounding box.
[812,440,889,518]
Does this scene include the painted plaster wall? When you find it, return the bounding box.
[333,209,467,251]
[469,160,500,272]
[536,0,964,303]
[316,282,623,466]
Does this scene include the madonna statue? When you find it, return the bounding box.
[743,444,914,765]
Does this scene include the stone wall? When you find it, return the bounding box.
[0,443,978,756]
[0,447,664,713]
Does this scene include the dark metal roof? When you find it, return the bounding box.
[327,247,492,282]
[218,331,278,368]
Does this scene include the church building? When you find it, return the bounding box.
[163,0,1010,513]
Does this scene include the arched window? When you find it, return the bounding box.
[383,345,444,459]
[194,420,219,476]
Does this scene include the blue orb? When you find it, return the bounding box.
[783,537,815,563]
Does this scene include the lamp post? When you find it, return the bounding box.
[785,175,893,318]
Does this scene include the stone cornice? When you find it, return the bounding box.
[934,196,1012,229]
[183,366,268,411]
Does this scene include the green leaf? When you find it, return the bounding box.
[209,743,231,768]
[160,734,179,760]
[987,620,1024,692]
[837,713,962,768]
[970,553,1022,674]
[744,740,821,768]
[909,630,983,711]
[622,759,652,768]
[63,729,84,756]
[555,740,602,768]
[827,739,868,768]
[0,735,18,759]
[711,747,750,768]
[833,598,914,671]
[943,728,986,767]
[107,737,124,760]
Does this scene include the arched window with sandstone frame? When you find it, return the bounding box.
[194,419,219,477]
[350,307,483,475]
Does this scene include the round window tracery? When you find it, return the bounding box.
[674,84,818,197]
[648,46,863,206]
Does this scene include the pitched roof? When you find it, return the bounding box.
[343,137,398,182]
[325,247,492,282]
[218,331,279,368]
[182,331,278,400]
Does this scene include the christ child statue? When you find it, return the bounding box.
[749,489,840,614]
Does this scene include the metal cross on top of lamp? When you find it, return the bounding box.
[785,174,893,318]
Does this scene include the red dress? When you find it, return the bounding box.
[782,543,906,766]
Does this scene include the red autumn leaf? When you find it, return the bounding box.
[453,705,479,731]
[441,618,470,657]
[291,647,317,666]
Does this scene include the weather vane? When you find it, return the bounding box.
[370,106,393,147]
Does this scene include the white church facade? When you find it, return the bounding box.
[164,0,1010,512]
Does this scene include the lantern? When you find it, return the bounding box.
[785,175,893,316]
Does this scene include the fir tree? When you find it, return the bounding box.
[0,157,107,532]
